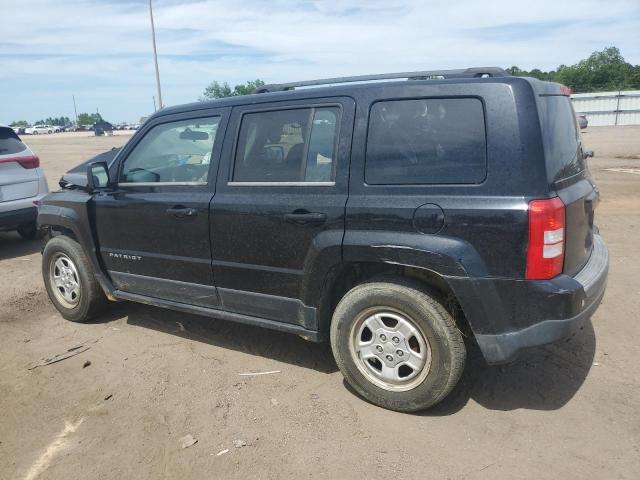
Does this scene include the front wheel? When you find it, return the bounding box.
[42,235,107,322]
[330,279,465,412]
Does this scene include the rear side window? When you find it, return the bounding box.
[233,107,339,183]
[365,98,486,185]
[0,128,27,155]
[540,96,584,182]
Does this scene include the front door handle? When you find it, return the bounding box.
[284,211,327,225]
[166,206,198,218]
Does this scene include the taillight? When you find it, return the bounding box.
[0,155,40,169]
[526,197,565,280]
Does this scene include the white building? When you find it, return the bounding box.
[571,90,640,126]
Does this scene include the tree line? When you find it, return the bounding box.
[507,47,640,93]
[200,47,639,101]
[10,113,103,127]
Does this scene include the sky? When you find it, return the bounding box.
[1,0,639,124]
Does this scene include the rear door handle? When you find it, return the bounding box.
[166,206,198,218]
[284,211,327,225]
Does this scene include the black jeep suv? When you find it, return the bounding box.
[39,68,608,412]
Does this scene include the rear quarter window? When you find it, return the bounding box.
[365,98,486,185]
[539,95,585,182]
[0,128,27,155]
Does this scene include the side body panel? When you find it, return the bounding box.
[210,97,356,329]
[91,107,230,307]
[37,189,116,297]
[343,80,550,338]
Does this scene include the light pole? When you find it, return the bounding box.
[149,0,163,110]
[72,95,79,126]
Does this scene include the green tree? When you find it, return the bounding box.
[555,47,639,92]
[43,116,70,126]
[200,79,265,101]
[77,113,103,125]
[10,120,28,127]
[506,47,640,93]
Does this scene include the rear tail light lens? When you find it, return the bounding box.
[526,197,566,280]
[0,155,40,169]
[559,84,573,96]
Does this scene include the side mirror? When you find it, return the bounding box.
[86,162,111,193]
[583,150,594,159]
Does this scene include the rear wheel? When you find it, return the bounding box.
[330,279,465,412]
[42,236,107,322]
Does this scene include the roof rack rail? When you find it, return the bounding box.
[254,67,509,93]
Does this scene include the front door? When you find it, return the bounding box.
[94,109,229,307]
[210,98,354,329]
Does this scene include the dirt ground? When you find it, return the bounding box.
[1,128,639,479]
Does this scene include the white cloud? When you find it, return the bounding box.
[1,0,638,122]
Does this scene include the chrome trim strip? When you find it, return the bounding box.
[212,258,302,275]
[118,181,207,187]
[102,248,211,265]
[227,181,335,187]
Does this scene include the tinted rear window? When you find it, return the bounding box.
[365,98,486,185]
[0,128,27,155]
[233,107,339,183]
[540,96,584,181]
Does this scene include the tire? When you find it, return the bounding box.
[330,278,465,412]
[42,235,107,322]
[17,222,45,240]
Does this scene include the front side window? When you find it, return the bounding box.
[120,117,220,183]
[365,98,486,185]
[233,107,339,183]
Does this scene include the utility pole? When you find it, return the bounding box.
[149,0,163,110]
[72,95,79,126]
[152,95,157,112]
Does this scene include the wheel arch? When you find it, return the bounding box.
[315,261,472,341]
[38,195,116,299]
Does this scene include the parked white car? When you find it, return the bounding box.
[25,124,54,135]
[0,126,49,239]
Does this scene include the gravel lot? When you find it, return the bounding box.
[1,127,639,479]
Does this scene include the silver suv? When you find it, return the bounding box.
[0,126,49,239]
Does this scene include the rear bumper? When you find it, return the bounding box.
[450,234,609,364]
[0,206,37,229]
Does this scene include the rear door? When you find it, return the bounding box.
[538,94,597,276]
[93,108,229,307]
[210,98,354,329]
